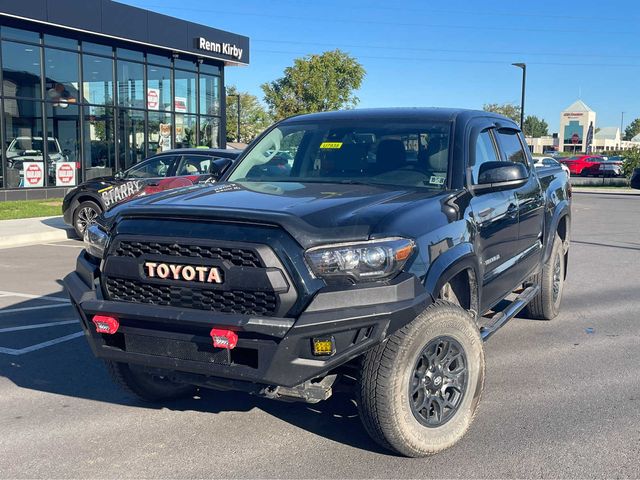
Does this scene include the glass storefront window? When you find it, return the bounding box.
[4,99,44,188]
[147,65,172,112]
[82,41,112,57]
[147,53,171,67]
[118,109,146,170]
[44,48,80,104]
[83,105,115,180]
[148,111,173,154]
[175,114,196,148]
[117,60,144,108]
[1,26,40,44]
[174,69,196,114]
[200,62,221,76]
[44,34,78,50]
[2,41,42,98]
[174,58,196,71]
[199,74,220,116]
[82,54,114,104]
[199,116,220,148]
[46,103,80,187]
[117,47,144,62]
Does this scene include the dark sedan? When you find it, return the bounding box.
[63,148,241,237]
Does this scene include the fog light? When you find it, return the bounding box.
[92,315,119,334]
[312,337,335,356]
[210,328,238,349]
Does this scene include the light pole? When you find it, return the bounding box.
[512,63,526,129]
[227,92,241,143]
[621,111,625,140]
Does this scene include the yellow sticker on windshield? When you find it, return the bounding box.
[320,142,343,149]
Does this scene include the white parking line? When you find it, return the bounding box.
[0,331,84,355]
[0,320,77,333]
[42,243,84,248]
[0,291,70,303]
[0,303,70,315]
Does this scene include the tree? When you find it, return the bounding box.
[523,115,549,137]
[261,49,366,121]
[482,103,521,123]
[624,118,640,141]
[225,85,272,143]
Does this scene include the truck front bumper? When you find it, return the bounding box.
[65,252,431,389]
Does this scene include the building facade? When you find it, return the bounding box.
[0,0,249,198]
[559,100,596,153]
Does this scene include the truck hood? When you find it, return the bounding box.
[104,181,450,248]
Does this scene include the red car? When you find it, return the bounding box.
[559,155,605,176]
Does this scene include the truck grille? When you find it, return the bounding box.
[114,240,262,268]
[105,277,279,316]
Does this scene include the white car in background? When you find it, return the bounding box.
[533,156,571,176]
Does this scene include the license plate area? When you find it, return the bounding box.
[125,333,231,365]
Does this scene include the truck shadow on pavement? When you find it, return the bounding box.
[0,292,387,455]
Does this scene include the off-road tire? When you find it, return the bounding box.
[73,200,102,238]
[357,300,485,457]
[524,233,565,320]
[104,361,196,402]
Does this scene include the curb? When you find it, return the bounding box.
[0,216,77,250]
[572,189,640,196]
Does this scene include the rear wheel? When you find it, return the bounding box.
[104,361,196,402]
[358,300,484,457]
[524,233,565,320]
[73,200,102,238]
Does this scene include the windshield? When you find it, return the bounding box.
[8,138,59,153]
[228,120,452,189]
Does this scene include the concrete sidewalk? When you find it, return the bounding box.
[572,187,640,195]
[0,216,76,249]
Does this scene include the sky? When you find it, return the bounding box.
[123,0,640,133]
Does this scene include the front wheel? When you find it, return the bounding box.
[73,200,102,238]
[358,300,485,457]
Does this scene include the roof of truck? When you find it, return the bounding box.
[282,107,514,125]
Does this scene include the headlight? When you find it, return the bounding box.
[84,224,109,259]
[305,237,415,283]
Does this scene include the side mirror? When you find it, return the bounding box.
[473,161,528,193]
[210,158,235,181]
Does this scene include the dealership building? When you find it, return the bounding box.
[0,0,249,199]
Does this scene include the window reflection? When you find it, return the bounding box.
[174,69,196,113]
[175,114,196,148]
[2,40,42,98]
[147,65,172,111]
[118,109,145,170]
[199,116,219,148]
[45,48,80,104]
[4,100,44,188]
[46,103,80,186]
[117,60,144,108]
[82,54,113,104]
[83,105,115,180]
[199,74,219,115]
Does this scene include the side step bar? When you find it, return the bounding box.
[480,285,540,341]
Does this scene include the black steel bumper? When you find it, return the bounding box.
[64,252,431,388]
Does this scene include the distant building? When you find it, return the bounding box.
[559,100,596,153]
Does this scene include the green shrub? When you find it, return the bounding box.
[621,147,640,178]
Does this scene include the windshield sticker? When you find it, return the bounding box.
[429,175,446,186]
[320,142,343,149]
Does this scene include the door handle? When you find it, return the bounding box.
[478,207,494,218]
[506,203,518,218]
[146,181,160,186]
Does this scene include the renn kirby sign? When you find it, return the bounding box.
[195,37,244,61]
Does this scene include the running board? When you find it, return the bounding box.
[480,285,540,341]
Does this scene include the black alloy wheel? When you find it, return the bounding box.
[409,336,468,428]
[73,200,102,238]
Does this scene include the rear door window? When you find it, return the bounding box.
[175,155,214,175]
[126,155,175,178]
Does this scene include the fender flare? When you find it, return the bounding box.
[68,192,106,223]
[543,201,571,263]
[423,242,481,313]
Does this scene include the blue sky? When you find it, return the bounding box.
[124,0,640,133]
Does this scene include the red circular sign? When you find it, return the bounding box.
[25,163,43,185]
[57,163,75,184]
[147,90,159,109]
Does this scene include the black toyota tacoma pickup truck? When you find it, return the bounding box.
[65,108,571,457]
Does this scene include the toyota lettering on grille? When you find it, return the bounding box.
[144,262,223,284]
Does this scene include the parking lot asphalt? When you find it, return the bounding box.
[0,192,639,479]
